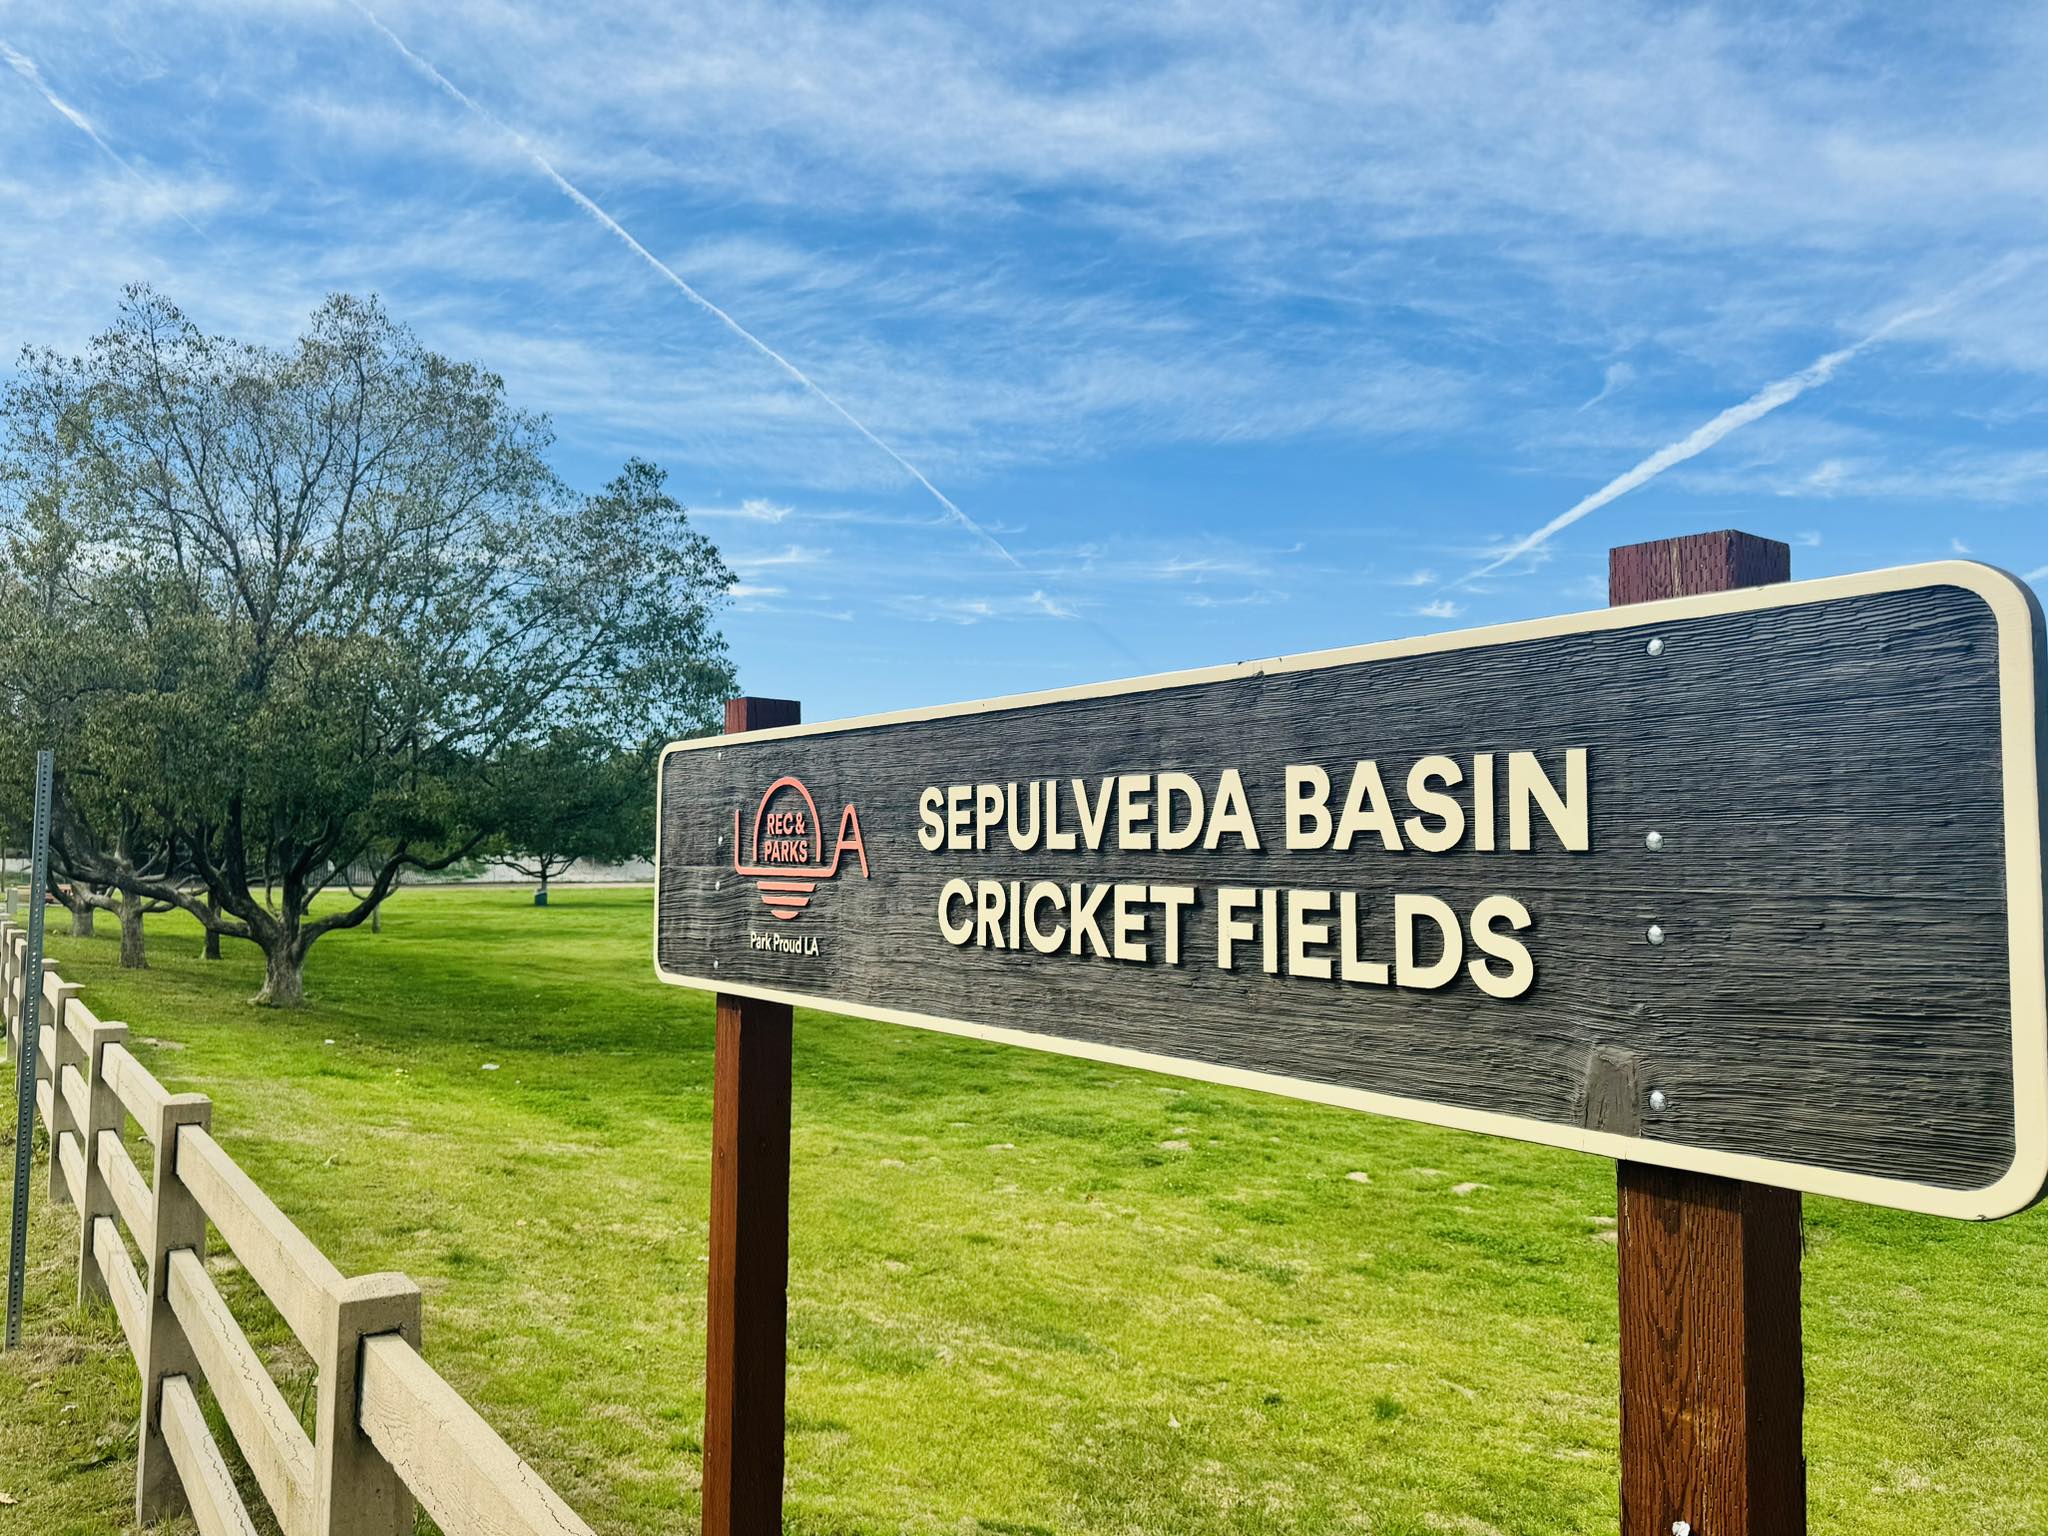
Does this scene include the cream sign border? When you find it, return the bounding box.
[655,561,2048,1220]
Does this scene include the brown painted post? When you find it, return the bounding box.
[701,695,800,1536]
[1609,529,1805,1536]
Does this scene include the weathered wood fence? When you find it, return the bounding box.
[1,906,599,1536]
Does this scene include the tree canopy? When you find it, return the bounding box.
[494,729,656,903]
[0,287,736,1002]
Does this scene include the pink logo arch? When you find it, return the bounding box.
[732,775,871,919]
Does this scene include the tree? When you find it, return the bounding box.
[494,730,656,904]
[81,885,174,969]
[59,881,98,938]
[0,287,736,1004]
[36,755,187,969]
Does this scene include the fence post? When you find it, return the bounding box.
[29,963,58,1103]
[2,927,20,1053]
[0,923,15,1055]
[1609,529,1805,1536]
[702,695,799,1536]
[312,1272,422,1534]
[75,1019,130,1305]
[0,943,47,1060]
[135,1092,212,1523]
[43,980,82,1206]
[10,956,56,1062]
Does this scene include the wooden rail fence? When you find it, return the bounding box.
[1,906,600,1536]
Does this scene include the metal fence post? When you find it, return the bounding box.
[6,749,53,1353]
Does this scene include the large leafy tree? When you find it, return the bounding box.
[0,287,736,1004]
[493,729,656,905]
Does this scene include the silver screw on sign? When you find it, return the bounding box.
[1672,1522,1692,1536]
[1646,636,1666,657]
[1646,923,1667,946]
[1644,830,1664,851]
[1648,1089,1669,1114]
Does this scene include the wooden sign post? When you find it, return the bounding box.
[1611,533,1804,1535]
[702,696,799,1536]
[669,543,2048,1533]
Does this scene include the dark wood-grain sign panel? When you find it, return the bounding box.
[656,565,2048,1218]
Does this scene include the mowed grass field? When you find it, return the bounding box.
[2,887,2046,1535]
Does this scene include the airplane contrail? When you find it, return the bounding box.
[346,2,1045,590]
[1454,255,2038,589]
[0,38,215,247]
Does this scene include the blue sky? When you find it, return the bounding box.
[3,2,2046,720]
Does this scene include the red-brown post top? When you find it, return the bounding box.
[1608,529,1792,607]
[725,696,802,735]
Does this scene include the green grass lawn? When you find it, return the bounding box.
[3,886,2045,1534]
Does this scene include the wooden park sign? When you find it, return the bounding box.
[657,534,2047,1536]
[659,557,2047,1220]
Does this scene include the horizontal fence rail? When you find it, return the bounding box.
[162,1372,264,1536]
[360,1333,598,1536]
[0,908,598,1536]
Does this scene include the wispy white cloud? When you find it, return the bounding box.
[2025,565,2048,583]
[1416,598,1464,620]
[343,0,1072,608]
[1951,536,1973,555]
[773,606,857,623]
[0,38,216,247]
[1021,534,1305,590]
[729,544,823,572]
[1563,572,1609,604]
[1803,461,1849,495]
[1454,256,2038,589]
[1156,552,1292,581]
[695,498,794,524]
[888,589,1080,625]
[1676,445,2048,506]
[289,3,2048,267]
[1,39,102,141]
[5,2,2048,720]
[1578,360,1635,411]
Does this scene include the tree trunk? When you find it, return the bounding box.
[535,874,549,907]
[251,940,306,1007]
[118,894,148,969]
[202,893,222,960]
[71,893,96,938]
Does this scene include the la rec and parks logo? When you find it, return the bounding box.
[731,775,870,920]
